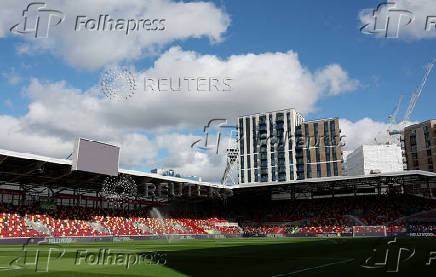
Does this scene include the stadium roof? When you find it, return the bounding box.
[230,170,436,200]
[1,148,435,200]
[0,148,227,192]
[232,170,436,189]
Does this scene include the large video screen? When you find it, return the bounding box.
[72,138,119,176]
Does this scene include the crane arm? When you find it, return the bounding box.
[404,57,436,122]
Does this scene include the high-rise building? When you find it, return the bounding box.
[237,108,343,184]
[403,119,436,173]
[299,118,343,179]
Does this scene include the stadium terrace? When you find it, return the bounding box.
[0,143,436,247]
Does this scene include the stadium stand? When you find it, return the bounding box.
[0,193,436,238]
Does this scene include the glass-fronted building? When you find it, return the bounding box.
[238,109,343,184]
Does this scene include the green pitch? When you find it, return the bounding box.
[0,237,435,276]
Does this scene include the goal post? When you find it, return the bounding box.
[352,226,387,237]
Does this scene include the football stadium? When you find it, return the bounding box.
[2,1,436,277]
[0,139,436,276]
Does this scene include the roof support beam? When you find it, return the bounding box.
[0,156,7,166]
[8,161,45,182]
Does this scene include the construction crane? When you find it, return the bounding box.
[390,57,436,135]
[382,95,404,145]
[387,95,403,135]
[374,95,403,145]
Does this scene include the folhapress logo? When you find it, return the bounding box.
[75,16,166,35]
[360,2,414,38]
[10,2,65,38]
[10,2,166,39]
[361,238,415,273]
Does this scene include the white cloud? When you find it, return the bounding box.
[340,118,390,151]
[315,64,359,95]
[0,48,359,182]
[17,48,359,136]
[156,133,226,182]
[0,115,72,158]
[359,0,436,40]
[0,113,158,169]
[1,0,230,70]
[339,117,417,152]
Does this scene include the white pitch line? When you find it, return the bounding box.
[271,258,354,277]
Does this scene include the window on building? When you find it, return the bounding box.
[246,118,250,154]
[305,124,310,148]
[330,120,336,131]
[325,147,331,161]
[307,165,312,179]
[333,162,338,176]
[252,117,257,153]
[239,118,244,155]
[410,135,417,146]
[327,163,331,177]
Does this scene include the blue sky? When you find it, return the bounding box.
[0,0,435,181]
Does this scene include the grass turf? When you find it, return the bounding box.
[0,237,435,276]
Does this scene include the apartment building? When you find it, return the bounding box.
[403,120,436,173]
[237,108,343,184]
